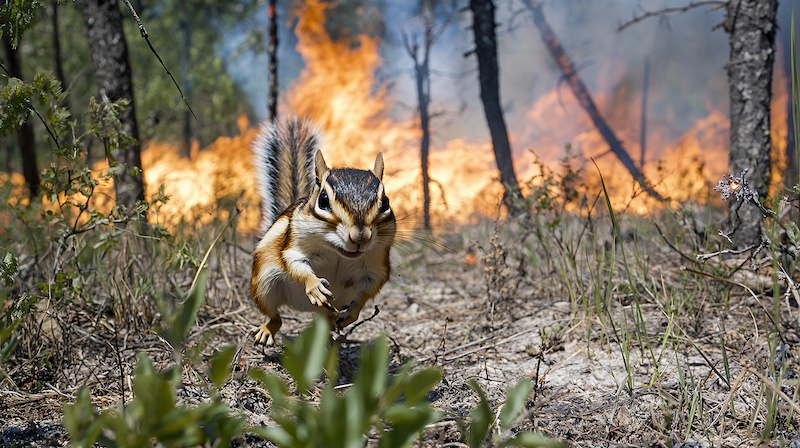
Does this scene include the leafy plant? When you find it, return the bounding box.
[459,379,565,448]
[63,270,246,448]
[250,316,442,448]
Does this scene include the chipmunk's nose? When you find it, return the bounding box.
[349,227,372,246]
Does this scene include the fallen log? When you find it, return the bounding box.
[523,0,664,202]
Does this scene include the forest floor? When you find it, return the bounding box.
[2,216,800,447]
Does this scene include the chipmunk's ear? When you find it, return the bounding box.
[315,149,329,181]
[373,152,384,181]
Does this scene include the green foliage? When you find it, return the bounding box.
[64,353,245,448]
[125,0,254,144]
[157,269,207,349]
[63,270,247,448]
[0,0,44,49]
[250,316,443,448]
[459,380,564,448]
[0,250,36,381]
[0,72,65,138]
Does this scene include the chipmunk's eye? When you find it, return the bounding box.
[379,195,390,213]
[318,191,331,211]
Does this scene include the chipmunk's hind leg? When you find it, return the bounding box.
[252,314,282,346]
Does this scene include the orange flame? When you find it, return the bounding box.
[13,0,784,231]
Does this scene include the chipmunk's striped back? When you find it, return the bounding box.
[252,117,321,232]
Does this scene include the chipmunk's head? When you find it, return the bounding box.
[309,150,396,259]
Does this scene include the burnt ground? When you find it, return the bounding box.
[2,220,800,447]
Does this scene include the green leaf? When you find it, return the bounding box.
[209,345,236,387]
[249,425,295,447]
[132,354,176,428]
[500,431,567,448]
[282,316,330,394]
[151,408,202,443]
[499,380,532,431]
[170,269,206,346]
[0,333,18,367]
[353,335,389,411]
[404,368,441,404]
[250,369,290,411]
[0,252,18,287]
[62,387,104,448]
[379,404,440,448]
[467,379,493,448]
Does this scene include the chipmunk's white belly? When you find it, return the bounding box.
[280,251,364,313]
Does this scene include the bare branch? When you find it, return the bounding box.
[616,1,727,33]
[120,0,197,120]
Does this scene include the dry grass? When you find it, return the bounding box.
[2,197,799,446]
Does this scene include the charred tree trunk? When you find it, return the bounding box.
[267,0,279,123]
[82,0,145,211]
[416,50,432,231]
[726,0,777,248]
[404,4,435,230]
[52,2,68,95]
[3,140,11,173]
[640,57,649,171]
[469,0,524,214]
[3,35,40,198]
[524,0,663,201]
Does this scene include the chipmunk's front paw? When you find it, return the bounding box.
[252,323,276,346]
[306,278,335,310]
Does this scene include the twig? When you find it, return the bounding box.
[338,306,381,341]
[616,1,727,33]
[653,221,697,264]
[444,328,537,362]
[417,334,495,363]
[120,0,197,120]
[695,242,760,261]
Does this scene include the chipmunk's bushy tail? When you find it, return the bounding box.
[252,117,321,232]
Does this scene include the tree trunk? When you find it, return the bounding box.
[726,0,777,248]
[267,0,279,123]
[82,0,145,212]
[52,2,68,94]
[469,0,523,214]
[3,34,40,198]
[640,57,649,171]
[415,36,432,230]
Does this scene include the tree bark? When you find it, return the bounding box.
[416,46,432,231]
[640,57,649,171]
[3,34,40,198]
[52,2,68,95]
[726,0,777,248]
[267,0,279,123]
[469,0,524,214]
[81,0,145,211]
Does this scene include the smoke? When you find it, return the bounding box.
[220,0,729,157]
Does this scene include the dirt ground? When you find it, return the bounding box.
[2,222,800,447]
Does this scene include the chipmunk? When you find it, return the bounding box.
[249,117,396,345]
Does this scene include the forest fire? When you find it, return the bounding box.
[132,0,786,228]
